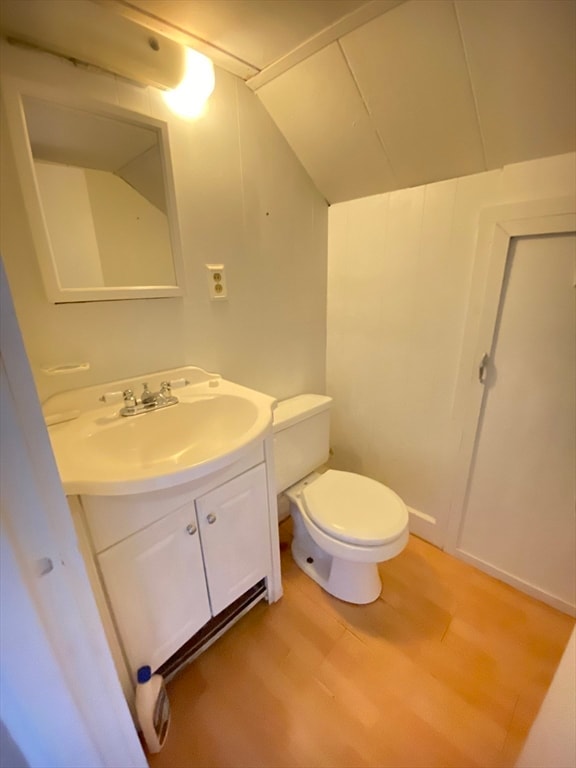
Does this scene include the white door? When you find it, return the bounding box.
[196,464,271,615]
[457,233,575,610]
[98,504,212,677]
[1,260,146,768]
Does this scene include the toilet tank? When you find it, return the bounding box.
[272,394,332,493]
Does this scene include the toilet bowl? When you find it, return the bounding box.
[285,470,409,604]
[273,395,410,604]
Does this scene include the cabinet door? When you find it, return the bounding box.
[196,464,271,615]
[98,504,211,677]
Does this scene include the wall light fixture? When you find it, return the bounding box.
[0,0,215,117]
[163,48,215,119]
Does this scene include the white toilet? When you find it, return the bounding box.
[273,394,409,604]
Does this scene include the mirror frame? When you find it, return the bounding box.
[1,75,185,303]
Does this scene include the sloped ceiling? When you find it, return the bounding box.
[9,0,576,203]
[103,0,576,203]
[257,0,576,201]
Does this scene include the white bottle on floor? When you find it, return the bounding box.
[135,665,170,753]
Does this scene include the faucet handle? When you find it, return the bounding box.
[160,381,171,396]
[123,389,136,407]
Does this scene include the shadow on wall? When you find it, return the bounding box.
[329,444,367,477]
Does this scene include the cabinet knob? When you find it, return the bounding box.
[206,513,217,525]
[186,523,197,535]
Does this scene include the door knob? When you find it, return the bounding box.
[186,523,197,535]
[207,513,217,524]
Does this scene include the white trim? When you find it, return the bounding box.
[1,72,185,304]
[454,549,576,618]
[407,506,439,545]
[247,0,405,91]
[445,196,576,608]
[407,506,436,526]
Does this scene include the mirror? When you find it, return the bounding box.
[2,78,184,302]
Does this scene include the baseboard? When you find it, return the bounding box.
[407,506,443,546]
[455,548,576,617]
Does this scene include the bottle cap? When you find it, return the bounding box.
[137,665,152,683]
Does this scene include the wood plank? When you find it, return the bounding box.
[149,527,574,768]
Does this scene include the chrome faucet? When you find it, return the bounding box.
[119,381,178,417]
[140,382,155,405]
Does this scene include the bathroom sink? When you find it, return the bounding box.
[45,368,276,495]
[84,396,259,467]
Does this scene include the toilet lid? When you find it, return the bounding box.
[301,470,408,546]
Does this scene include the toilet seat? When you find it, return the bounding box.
[301,469,408,546]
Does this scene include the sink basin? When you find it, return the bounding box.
[84,396,259,469]
[45,368,276,495]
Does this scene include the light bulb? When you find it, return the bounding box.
[163,48,215,119]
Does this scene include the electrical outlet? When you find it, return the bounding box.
[205,264,227,300]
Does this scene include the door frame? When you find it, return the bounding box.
[445,195,576,612]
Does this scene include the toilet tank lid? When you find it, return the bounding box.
[273,394,332,432]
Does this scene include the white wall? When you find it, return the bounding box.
[0,43,327,403]
[327,152,576,547]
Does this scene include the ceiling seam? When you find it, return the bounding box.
[452,0,488,171]
[337,39,399,186]
[246,0,407,91]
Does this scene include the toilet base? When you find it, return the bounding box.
[291,513,382,604]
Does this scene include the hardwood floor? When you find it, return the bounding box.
[149,522,574,768]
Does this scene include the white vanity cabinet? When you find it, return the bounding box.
[79,449,280,685]
[97,503,211,676]
[196,464,270,615]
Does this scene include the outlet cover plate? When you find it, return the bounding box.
[205,264,227,300]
